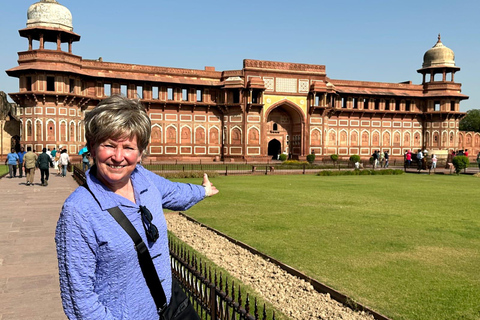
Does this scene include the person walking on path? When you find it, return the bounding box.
[5,148,19,178]
[17,147,27,178]
[477,152,480,170]
[431,154,437,170]
[82,151,91,172]
[372,150,379,169]
[23,146,38,186]
[416,149,424,171]
[36,148,53,186]
[384,150,390,168]
[58,149,70,177]
[55,95,218,320]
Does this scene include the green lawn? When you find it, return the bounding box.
[0,165,8,176]
[172,174,480,320]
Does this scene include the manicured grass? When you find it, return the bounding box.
[0,165,8,176]
[171,174,480,320]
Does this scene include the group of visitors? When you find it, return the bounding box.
[4,146,71,186]
[371,150,390,168]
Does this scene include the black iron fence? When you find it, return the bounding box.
[170,236,275,320]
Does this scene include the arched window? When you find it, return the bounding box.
[195,127,205,144]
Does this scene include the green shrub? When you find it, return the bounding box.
[349,154,361,163]
[330,154,338,163]
[316,169,404,176]
[279,153,287,161]
[282,160,308,166]
[306,154,316,164]
[157,170,219,179]
[452,155,470,174]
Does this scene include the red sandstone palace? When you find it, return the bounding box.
[4,0,480,161]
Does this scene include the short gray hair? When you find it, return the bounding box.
[84,95,151,153]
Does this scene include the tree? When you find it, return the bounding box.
[459,109,480,132]
[452,155,469,174]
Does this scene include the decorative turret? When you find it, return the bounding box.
[417,34,460,85]
[27,0,73,31]
[19,0,80,53]
[422,34,456,68]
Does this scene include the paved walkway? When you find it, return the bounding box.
[0,169,78,320]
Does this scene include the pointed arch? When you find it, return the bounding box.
[59,120,67,141]
[151,124,162,143]
[180,125,192,144]
[372,130,380,145]
[404,131,411,146]
[165,124,177,144]
[26,119,33,141]
[195,125,206,144]
[361,130,369,146]
[208,126,220,144]
[69,121,76,142]
[310,128,322,146]
[247,126,260,145]
[35,119,43,141]
[432,130,440,147]
[46,119,56,141]
[382,130,391,146]
[230,126,242,145]
[328,129,337,146]
[350,129,359,146]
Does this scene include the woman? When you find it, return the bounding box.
[58,149,70,177]
[55,95,218,319]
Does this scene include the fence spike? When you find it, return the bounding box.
[225,276,229,297]
[245,294,250,314]
[231,281,235,302]
[238,287,242,311]
[272,311,275,320]
[262,303,266,320]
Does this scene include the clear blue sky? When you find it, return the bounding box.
[1,0,479,112]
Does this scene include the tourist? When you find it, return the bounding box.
[51,147,57,161]
[464,149,469,157]
[55,95,217,319]
[417,149,424,170]
[23,146,37,186]
[81,151,91,171]
[55,148,62,175]
[431,154,437,170]
[384,150,389,168]
[58,149,70,177]
[379,150,385,168]
[372,150,379,169]
[17,147,26,178]
[5,148,19,178]
[36,148,53,186]
[477,152,480,170]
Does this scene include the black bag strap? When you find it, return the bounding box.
[82,184,168,315]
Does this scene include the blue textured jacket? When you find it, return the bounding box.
[55,165,205,319]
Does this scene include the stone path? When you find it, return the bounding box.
[0,169,77,320]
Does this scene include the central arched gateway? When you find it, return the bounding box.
[265,101,304,159]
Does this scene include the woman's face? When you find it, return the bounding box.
[91,136,143,190]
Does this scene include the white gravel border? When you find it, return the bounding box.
[166,212,375,320]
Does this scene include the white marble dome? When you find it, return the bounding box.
[27,0,73,31]
[422,35,455,68]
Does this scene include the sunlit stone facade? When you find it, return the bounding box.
[7,1,478,161]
